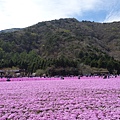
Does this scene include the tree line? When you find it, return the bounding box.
[0,50,120,76]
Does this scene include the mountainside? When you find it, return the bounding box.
[0,28,21,33]
[0,18,120,75]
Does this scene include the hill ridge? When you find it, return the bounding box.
[0,18,120,75]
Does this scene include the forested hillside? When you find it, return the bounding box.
[0,18,120,75]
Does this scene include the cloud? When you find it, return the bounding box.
[104,11,120,23]
[0,0,120,30]
[0,0,101,30]
[103,0,120,22]
[0,0,39,30]
[31,0,100,20]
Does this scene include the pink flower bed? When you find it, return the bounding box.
[0,77,120,119]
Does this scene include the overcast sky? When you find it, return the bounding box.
[0,0,120,30]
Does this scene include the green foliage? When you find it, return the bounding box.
[35,69,45,76]
[0,18,120,75]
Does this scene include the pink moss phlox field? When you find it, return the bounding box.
[0,76,120,119]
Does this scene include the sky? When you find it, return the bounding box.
[0,0,120,30]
